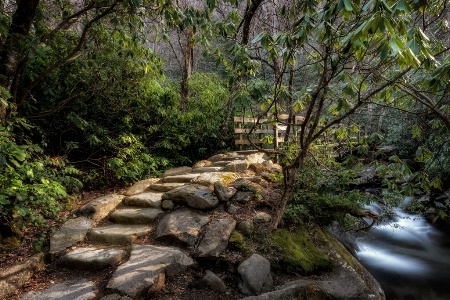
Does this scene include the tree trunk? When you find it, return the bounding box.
[180,28,194,107]
[284,64,295,142]
[272,150,306,229]
[0,0,40,121]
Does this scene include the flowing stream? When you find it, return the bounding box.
[352,199,450,299]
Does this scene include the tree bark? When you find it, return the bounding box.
[180,28,194,107]
[0,0,40,121]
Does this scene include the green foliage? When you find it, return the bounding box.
[0,120,81,235]
[271,228,331,274]
[285,151,367,226]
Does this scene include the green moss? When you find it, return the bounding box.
[271,227,331,274]
[228,230,251,254]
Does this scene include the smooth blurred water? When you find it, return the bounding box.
[354,202,450,299]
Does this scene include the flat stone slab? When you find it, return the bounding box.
[160,173,201,183]
[197,218,236,258]
[59,247,126,270]
[50,217,94,256]
[190,172,240,188]
[110,208,164,224]
[0,254,44,298]
[222,155,247,161]
[107,245,194,298]
[192,166,224,173]
[162,184,219,210]
[213,160,231,167]
[162,166,193,177]
[148,182,185,192]
[124,178,159,196]
[156,209,209,247]
[124,192,163,208]
[88,224,152,245]
[76,194,125,222]
[21,278,97,300]
[223,160,249,172]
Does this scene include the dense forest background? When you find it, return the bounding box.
[1,0,450,249]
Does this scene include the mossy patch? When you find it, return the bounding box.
[271,227,331,275]
[228,230,251,255]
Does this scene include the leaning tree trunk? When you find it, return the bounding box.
[0,0,40,121]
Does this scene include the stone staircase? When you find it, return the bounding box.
[17,150,280,300]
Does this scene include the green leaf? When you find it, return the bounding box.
[343,0,353,11]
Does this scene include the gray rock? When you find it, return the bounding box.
[246,152,269,164]
[213,160,231,167]
[107,245,194,298]
[162,166,193,177]
[193,160,213,168]
[21,278,97,300]
[197,218,236,258]
[202,270,227,293]
[222,155,247,161]
[208,154,227,162]
[237,220,254,236]
[50,217,94,256]
[148,182,185,192]
[226,204,240,214]
[124,178,159,196]
[191,172,240,188]
[87,224,152,245]
[124,192,163,208]
[59,247,126,270]
[214,181,236,202]
[76,194,125,222]
[110,208,164,224]
[160,173,201,183]
[99,294,133,300]
[162,184,219,210]
[223,160,249,172]
[156,209,209,247]
[161,200,175,210]
[242,283,329,300]
[232,191,254,203]
[193,166,224,173]
[238,254,273,296]
[0,254,44,298]
[253,212,272,223]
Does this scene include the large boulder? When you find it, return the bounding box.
[124,178,159,196]
[191,172,240,188]
[107,245,194,298]
[214,181,236,202]
[156,209,209,247]
[50,217,94,256]
[238,254,274,296]
[197,218,236,258]
[75,194,125,222]
[162,184,219,210]
[223,160,249,172]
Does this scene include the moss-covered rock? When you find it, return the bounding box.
[271,227,331,275]
[228,230,251,255]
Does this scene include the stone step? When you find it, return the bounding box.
[192,166,224,173]
[59,247,126,270]
[236,150,260,155]
[160,173,201,183]
[148,182,186,192]
[110,207,164,224]
[212,160,231,167]
[21,278,97,300]
[87,224,152,245]
[123,192,163,208]
[221,155,247,161]
[107,245,195,298]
